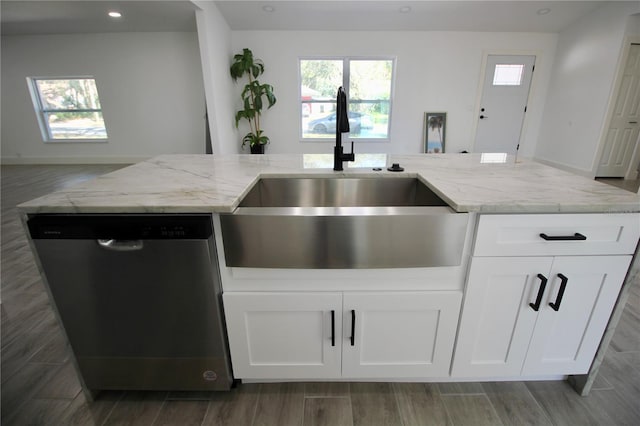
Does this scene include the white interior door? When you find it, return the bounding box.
[473,55,536,154]
[597,44,640,178]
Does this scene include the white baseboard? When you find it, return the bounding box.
[0,156,149,165]
[533,157,595,178]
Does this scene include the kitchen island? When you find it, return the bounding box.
[17,153,640,214]
[18,153,640,396]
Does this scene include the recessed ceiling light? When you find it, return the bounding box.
[108,11,122,18]
[399,6,412,13]
[262,5,275,13]
[537,8,551,16]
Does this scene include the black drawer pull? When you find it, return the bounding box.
[350,310,356,346]
[539,232,586,241]
[529,274,548,312]
[549,273,569,311]
[330,310,335,347]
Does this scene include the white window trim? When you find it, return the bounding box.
[27,76,109,143]
[298,56,396,143]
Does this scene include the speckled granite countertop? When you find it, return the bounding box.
[17,154,640,214]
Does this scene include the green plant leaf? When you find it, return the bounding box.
[243,97,252,112]
[241,132,255,147]
[251,62,264,79]
[235,110,255,127]
[263,84,277,108]
[230,62,244,81]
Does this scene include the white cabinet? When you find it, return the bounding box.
[452,212,638,378]
[223,291,461,380]
[222,213,638,382]
[451,257,551,377]
[522,256,630,375]
[343,292,461,378]
[452,256,631,377]
[223,292,342,379]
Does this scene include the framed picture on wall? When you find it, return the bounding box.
[424,112,446,153]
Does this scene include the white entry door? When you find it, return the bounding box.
[597,44,640,178]
[473,55,536,154]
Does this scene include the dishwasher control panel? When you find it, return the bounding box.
[27,214,213,240]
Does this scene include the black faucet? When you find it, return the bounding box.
[333,86,355,171]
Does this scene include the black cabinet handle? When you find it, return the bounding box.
[539,232,586,241]
[330,310,335,347]
[549,273,568,311]
[350,310,355,346]
[529,274,548,312]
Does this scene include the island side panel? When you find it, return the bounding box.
[569,239,640,395]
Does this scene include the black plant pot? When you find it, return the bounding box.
[250,144,265,154]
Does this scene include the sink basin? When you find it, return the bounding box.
[238,177,448,207]
[220,177,468,269]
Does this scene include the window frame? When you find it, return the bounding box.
[298,56,395,142]
[27,76,109,143]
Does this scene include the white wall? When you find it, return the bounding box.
[230,30,557,156]
[628,14,640,35]
[193,0,237,155]
[535,2,640,175]
[1,32,205,164]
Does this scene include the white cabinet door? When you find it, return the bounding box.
[452,257,553,377]
[523,256,631,375]
[223,292,342,379]
[342,291,461,378]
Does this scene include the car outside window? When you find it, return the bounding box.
[300,58,394,141]
[28,77,108,142]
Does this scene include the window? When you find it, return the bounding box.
[28,77,108,141]
[492,64,525,86]
[300,58,394,140]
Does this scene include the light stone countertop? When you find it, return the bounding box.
[17,153,640,214]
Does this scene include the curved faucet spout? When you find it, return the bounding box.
[334,86,355,171]
[337,87,350,137]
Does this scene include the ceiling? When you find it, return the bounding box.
[0,1,617,36]
[215,1,609,32]
[0,1,198,35]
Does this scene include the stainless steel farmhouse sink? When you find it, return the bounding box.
[236,177,449,208]
[220,177,468,269]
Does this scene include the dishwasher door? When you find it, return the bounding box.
[28,214,232,392]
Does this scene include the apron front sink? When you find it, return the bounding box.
[220,177,468,269]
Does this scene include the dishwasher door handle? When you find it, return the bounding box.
[97,239,144,251]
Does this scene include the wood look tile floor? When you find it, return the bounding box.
[595,177,640,193]
[2,164,640,426]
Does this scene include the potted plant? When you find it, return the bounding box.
[230,48,277,153]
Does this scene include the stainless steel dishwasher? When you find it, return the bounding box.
[27,214,233,393]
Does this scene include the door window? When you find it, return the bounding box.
[493,64,525,86]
